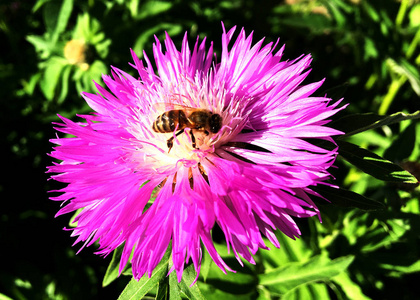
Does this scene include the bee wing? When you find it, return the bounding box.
[152,102,198,115]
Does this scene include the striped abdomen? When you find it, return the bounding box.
[152,110,189,133]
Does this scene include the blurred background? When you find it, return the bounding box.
[1,0,419,299]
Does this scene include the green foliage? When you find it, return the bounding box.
[2,0,420,299]
[258,255,355,295]
[118,247,172,300]
[103,244,126,288]
[338,139,417,183]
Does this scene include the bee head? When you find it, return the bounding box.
[209,114,222,133]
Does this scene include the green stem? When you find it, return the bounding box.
[396,0,409,27]
[406,29,420,59]
[379,76,407,115]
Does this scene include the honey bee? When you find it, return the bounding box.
[152,105,222,152]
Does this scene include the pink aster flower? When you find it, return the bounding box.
[48,24,344,283]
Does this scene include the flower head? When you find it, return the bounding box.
[48,24,344,283]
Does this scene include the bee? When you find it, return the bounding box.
[152,105,222,152]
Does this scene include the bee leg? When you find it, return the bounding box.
[167,129,185,153]
[190,130,196,148]
[167,138,174,152]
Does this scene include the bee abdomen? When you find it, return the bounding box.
[153,110,186,133]
[153,114,170,132]
[152,118,161,132]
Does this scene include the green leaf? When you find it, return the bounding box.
[363,37,378,60]
[127,0,140,18]
[22,73,42,95]
[409,4,420,27]
[42,0,72,41]
[330,113,383,136]
[117,247,172,300]
[26,35,48,51]
[132,23,182,55]
[135,1,173,20]
[360,217,410,253]
[156,272,170,300]
[177,264,205,300]
[332,272,372,300]
[103,244,125,287]
[54,0,73,37]
[312,184,385,211]
[386,58,420,96]
[258,255,354,295]
[200,247,212,282]
[280,14,332,34]
[169,272,182,300]
[260,230,312,272]
[197,243,258,299]
[40,56,67,101]
[383,122,417,162]
[315,82,349,100]
[57,64,72,104]
[332,111,420,137]
[362,1,380,22]
[338,140,418,183]
[384,259,420,277]
[68,208,83,227]
[46,0,73,43]
[357,228,397,253]
[32,0,51,13]
[256,285,272,300]
[156,262,204,300]
[26,35,52,59]
[0,292,15,300]
[324,0,347,27]
[282,282,330,300]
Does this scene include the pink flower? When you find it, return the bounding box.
[48,24,344,283]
